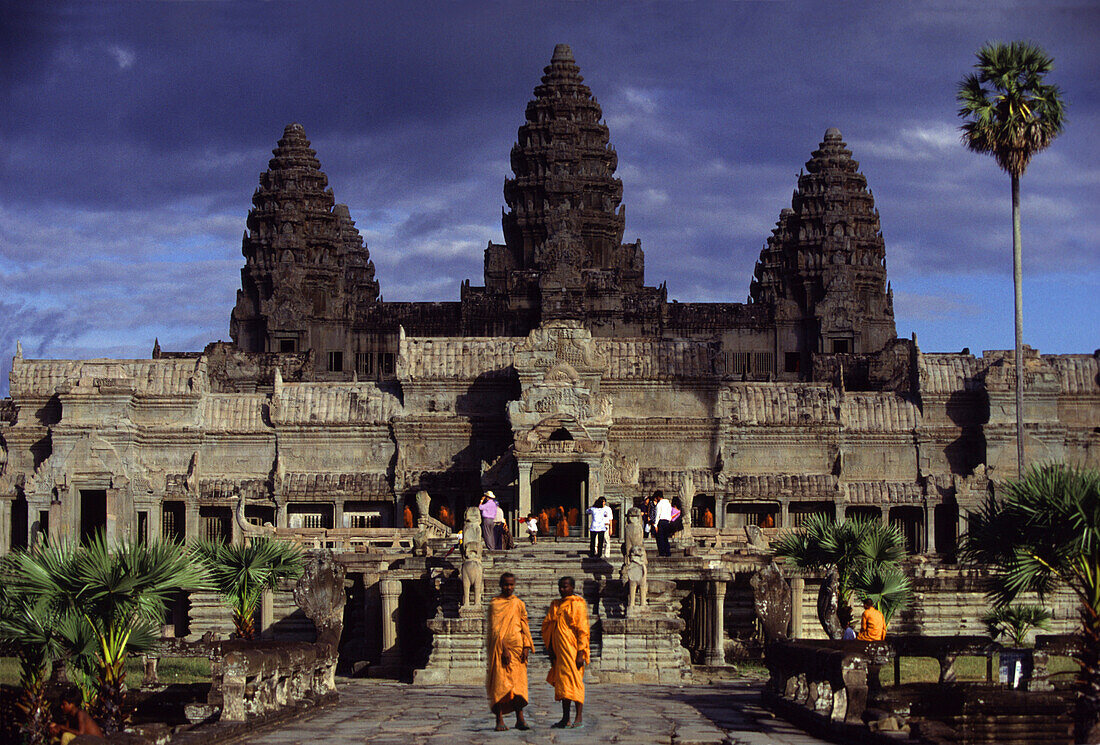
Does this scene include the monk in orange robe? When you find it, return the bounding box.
[537,509,550,535]
[487,572,533,731]
[403,504,414,528]
[556,514,569,539]
[703,507,714,528]
[541,576,590,728]
[438,504,453,528]
[856,598,886,641]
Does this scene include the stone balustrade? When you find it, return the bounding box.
[764,639,885,725]
[150,636,338,724]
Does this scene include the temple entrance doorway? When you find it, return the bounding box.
[532,462,588,529]
[80,489,107,543]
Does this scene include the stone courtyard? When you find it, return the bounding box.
[235,679,832,745]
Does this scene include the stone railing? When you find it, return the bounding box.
[213,640,338,721]
[764,636,1080,743]
[149,637,339,723]
[764,639,886,726]
[273,526,419,552]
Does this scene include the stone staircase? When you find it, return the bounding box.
[416,537,693,684]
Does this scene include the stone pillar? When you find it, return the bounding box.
[48,497,63,542]
[924,503,935,555]
[333,500,344,531]
[518,463,533,524]
[585,464,600,538]
[276,500,288,529]
[380,579,402,669]
[779,500,790,528]
[260,589,274,637]
[105,487,122,543]
[716,496,726,529]
[705,576,729,666]
[185,499,200,541]
[0,498,11,555]
[790,577,805,638]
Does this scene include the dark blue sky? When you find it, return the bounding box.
[2,1,1097,395]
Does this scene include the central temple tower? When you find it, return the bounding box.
[477,44,653,333]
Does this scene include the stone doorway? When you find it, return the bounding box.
[532,462,588,528]
[80,489,107,542]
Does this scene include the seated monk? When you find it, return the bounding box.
[487,572,533,731]
[856,598,886,641]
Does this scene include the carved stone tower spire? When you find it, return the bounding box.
[481,44,645,331]
[230,123,378,354]
[750,128,896,365]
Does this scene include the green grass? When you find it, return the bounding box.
[878,654,1079,686]
[0,656,210,689]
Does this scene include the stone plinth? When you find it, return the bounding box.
[598,611,690,684]
[413,608,487,685]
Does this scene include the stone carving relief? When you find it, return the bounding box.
[750,561,791,644]
[601,452,639,486]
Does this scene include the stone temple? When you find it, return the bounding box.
[0,45,1097,671]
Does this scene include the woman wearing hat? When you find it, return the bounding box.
[479,491,501,550]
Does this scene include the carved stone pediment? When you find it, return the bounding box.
[514,320,608,374]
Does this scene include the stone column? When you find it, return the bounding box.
[276,500,288,529]
[333,500,344,531]
[380,579,402,669]
[0,498,11,555]
[790,577,805,638]
[517,463,533,523]
[924,503,936,555]
[185,499,200,541]
[779,500,790,528]
[105,487,122,543]
[705,576,729,666]
[260,589,274,637]
[48,496,63,542]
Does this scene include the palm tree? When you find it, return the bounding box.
[961,463,1100,743]
[956,41,1066,476]
[773,514,912,636]
[0,535,209,735]
[191,537,304,640]
[982,603,1052,648]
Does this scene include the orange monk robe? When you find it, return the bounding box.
[556,517,569,538]
[403,505,414,528]
[703,508,715,528]
[856,606,886,641]
[486,595,534,711]
[438,505,453,528]
[537,509,550,534]
[541,594,590,703]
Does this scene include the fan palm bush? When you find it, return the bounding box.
[0,534,209,736]
[773,513,912,635]
[191,537,304,639]
[962,463,1100,743]
[982,603,1052,648]
[956,41,1066,474]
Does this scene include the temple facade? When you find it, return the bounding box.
[1,44,1098,565]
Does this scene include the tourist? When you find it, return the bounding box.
[652,490,673,557]
[856,598,886,641]
[50,688,104,745]
[525,514,539,544]
[487,573,534,732]
[586,497,613,558]
[480,492,500,550]
[641,495,655,538]
[842,619,857,640]
[542,576,590,729]
[497,508,515,550]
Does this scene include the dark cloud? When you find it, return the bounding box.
[1,0,1098,396]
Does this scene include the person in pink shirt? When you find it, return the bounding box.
[480,491,500,550]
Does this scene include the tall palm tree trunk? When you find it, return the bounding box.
[1012,173,1025,476]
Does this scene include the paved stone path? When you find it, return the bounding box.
[237,679,833,745]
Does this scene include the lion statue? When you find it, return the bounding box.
[460,507,484,607]
[620,544,648,612]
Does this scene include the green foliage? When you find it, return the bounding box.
[962,463,1100,740]
[0,535,210,735]
[982,603,1052,647]
[956,41,1066,178]
[773,514,912,632]
[190,537,304,639]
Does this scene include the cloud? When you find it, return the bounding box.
[107,44,135,69]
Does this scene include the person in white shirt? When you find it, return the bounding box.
[585,497,614,558]
[651,491,673,557]
[525,514,539,544]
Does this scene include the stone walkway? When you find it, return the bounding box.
[235,679,833,745]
